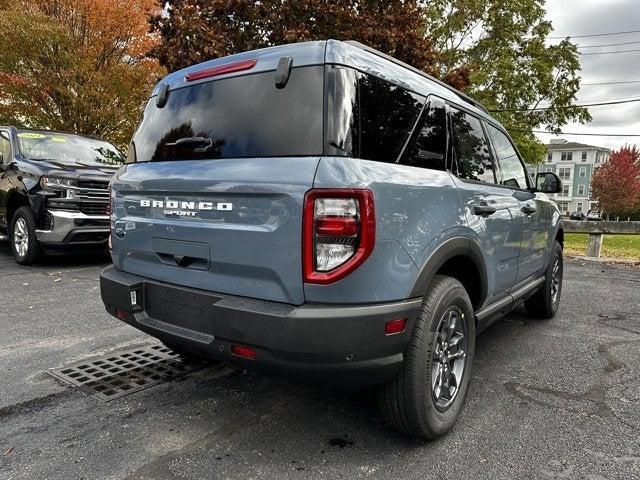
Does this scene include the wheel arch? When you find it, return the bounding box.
[5,190,31,228]
[409,236,488,312]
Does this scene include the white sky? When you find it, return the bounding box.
[537,0,640,149]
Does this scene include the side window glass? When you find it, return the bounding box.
[358,74,425,163]
[0,132,10,164]
[400,98,447,170]
[487,125,528,189]
[450,108,495,183]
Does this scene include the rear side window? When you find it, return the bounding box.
[133,66,324,162]
[486,124,528,189]
[400,98,447,170]
[450,108,495,183]
[327,66,425,163]
[0,131,10,163]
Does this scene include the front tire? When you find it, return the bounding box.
[10,206,42,266]
[524,240,563,319]
[377,275,475,439]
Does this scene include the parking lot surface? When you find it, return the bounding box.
[0,243,639,480]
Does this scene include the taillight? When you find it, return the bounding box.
[303,189,375,284]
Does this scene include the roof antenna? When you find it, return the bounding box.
[275,57,293,89]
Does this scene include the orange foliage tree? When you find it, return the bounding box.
[0,0,165,148]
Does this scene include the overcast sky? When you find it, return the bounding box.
[537,0,640,150]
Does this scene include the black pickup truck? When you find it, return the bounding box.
[0,127,124,264]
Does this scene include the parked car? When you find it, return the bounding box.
[0,127,124,264]
[587,210,602,221]
[569,211,586,220]
[100,40,564,439]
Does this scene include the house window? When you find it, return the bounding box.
[561,152,573,161]
[558,167,571,180]
[578,185,585,195]
[579,167,587,178]
[559,201,570,213]
[545,166,553,172]
[581,151,587,161]
[547,152,552,161]
[562,185,570,196]
[577,202,583,212]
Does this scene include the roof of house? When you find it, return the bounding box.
[545,141,611,152]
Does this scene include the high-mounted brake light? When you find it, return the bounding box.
[185,59,257,82]
[303,189,375,284]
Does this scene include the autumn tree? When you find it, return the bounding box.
[591,146,640,218]
[0,1,165,148]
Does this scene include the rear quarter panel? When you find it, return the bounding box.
[308,157,467,303]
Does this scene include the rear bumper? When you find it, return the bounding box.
[100,265,422,388]
[36,210,109,245]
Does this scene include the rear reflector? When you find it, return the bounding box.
[115,309,129,320]
[384,318,407,335]
[315,216,359,236]
[185,59,257,82]
[231,344,256,360]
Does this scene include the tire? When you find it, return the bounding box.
[10,206,42,266]
[377,275,476,439]
[524,240,563,319]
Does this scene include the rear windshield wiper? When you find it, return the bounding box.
[165,137,214,153]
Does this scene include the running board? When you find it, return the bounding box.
[475,276,545,332]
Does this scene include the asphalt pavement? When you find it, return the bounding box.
[0,242,639,480]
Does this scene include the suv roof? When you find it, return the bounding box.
[152,39,490,121]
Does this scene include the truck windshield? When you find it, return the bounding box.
[17,131,124,167]
[132,66,324,162]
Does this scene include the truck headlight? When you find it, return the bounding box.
[40,177,78,189]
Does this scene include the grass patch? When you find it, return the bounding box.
[564,233,640,259]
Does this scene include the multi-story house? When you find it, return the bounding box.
[527,139,611,215]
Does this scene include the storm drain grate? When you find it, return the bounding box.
[48,344,207,401]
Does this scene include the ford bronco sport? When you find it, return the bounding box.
[100,40,564,439]
[0,128,124,264]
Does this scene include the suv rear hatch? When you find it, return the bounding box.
[111,63,324,305]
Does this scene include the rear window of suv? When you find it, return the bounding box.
[132,66,324,162]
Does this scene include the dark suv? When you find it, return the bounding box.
[100,40,564,438]
[0,127,124,264]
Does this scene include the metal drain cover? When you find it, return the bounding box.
[48,344,207,401]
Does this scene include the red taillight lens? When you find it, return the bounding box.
[384,318,407,335]
[185,59,257,82]
[303,189,375,285]
[115,309,128,320]
[231,344,256,360]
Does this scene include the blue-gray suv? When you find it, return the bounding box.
[100,40,564,439]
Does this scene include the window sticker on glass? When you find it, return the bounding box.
[51,137,68,143]
[17,132,47,139]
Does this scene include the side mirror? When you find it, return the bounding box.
[535,172,562,194]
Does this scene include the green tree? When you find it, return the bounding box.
[0,2,164,149]
[424,0,590,164]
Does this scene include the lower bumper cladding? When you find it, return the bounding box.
[100,265,422,388]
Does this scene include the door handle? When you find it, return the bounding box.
[473,204,497,216]
[522,204,537,215]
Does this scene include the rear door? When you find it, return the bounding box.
[486,124,550,282]
[447,107,521,303]
[111,65,325,306]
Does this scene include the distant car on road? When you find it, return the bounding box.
[0,127,124,264]
[569,211,586,220]
[587,210,602,221]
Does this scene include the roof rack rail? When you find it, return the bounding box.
[343,40,488,114]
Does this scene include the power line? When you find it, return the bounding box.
[548,28,640,39]
[579,39,640,48]
[581,79,640,86]
[579,48,640,55]
[532,130,640,137]
[491,97,640,112]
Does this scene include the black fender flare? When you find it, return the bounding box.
[409,236,488,307]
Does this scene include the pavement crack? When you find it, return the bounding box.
[0,390,76,420]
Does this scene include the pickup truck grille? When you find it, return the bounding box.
[79,202,109,215]
[78,179,109,190]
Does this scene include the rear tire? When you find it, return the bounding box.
[377,275,475,439]
[10,206,42,266]
[524,240,563,319]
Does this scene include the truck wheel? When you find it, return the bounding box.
[377,275,475,439]
[524,240,563,319]
[10,206,42,266]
